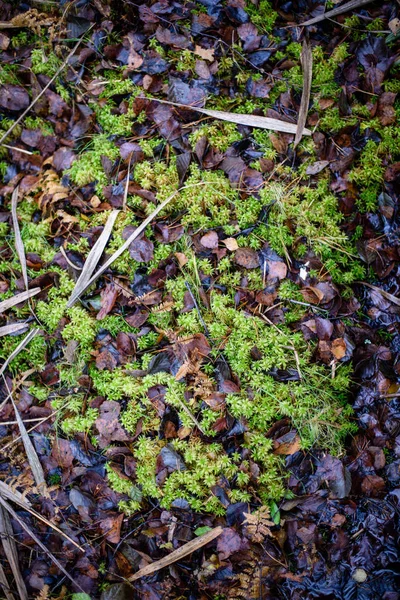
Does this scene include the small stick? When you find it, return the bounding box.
[300,0,373,27]
[129,526,223,581]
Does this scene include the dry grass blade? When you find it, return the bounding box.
[0,505,28,600]
[71,189,181,304]
[0,562,15,600]
[122,154,132,212]
[0,480,83,551]
[294,39,313,147]
[300,0,373,26]
[0,288,41,314]
[0,481,31,506]
[4,381,47,492]
[0,323,29,338]
[129,526,223,581]
[0,496,86,593]
[11,187,28,291]
[357,282,400,307]
[67,209,120,308]
[0,31,91,146]
[149,98,311,135]
[0,328,39,378]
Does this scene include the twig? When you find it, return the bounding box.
[294,39,313,147]
[71,184,205,305]
[0,30,92,146]
[1,144,33,156]
[300,0,373,27]
[184,281,210,337]
[129,526,223,581]
[0,480,83,551]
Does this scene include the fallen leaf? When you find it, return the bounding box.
[194,45,215,61]
[235,247,259,269]
[200,231,219,249]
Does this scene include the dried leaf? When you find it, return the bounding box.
[358,282,400,307]
[243,506,274,543]
[223,237,239,251]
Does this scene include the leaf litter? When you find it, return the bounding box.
[0,0,399,598]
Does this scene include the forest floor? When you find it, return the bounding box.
[0,0,400,598]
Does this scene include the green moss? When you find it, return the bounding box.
[67,135,120,192]
[245,0,278,33]
[31,49,61,77]
[261,180,365,283]
[189,122,242,153]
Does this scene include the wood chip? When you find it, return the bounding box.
[149,98,311,136]
[0,288,41,314]
[67,209,120,307]
[11,187,28,291]
[129,526,223,581]
[300,0,373,26]
[294,39,313,147]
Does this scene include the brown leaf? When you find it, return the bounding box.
[273,432,301,455]
[200,231,219,249]
[96,350,117,371]
[97,282,119,320]
[235,247,259,269]
[123,228,154,263]
[95,400,131,447]
[223,237,239,251]
[0,85,30,112]
[331,338,346,360]
[194,45,215,61]
[99,514,124,544]
[217,527,242,560]
[306,160,329,175]
[267,260,287,280]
